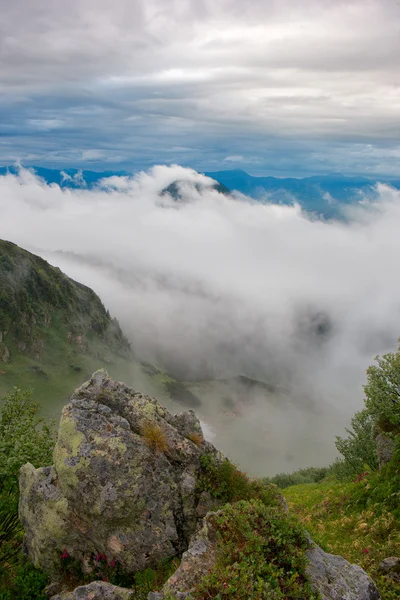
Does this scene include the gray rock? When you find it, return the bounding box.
[19,370,218,578]
[160,514,218,599]
[378,556,400,573]
[50,581,134,599]
[306,535,381,599]
[378,556,400,581]
[375,432,395,468]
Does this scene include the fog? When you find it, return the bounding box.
[1,165,400,475]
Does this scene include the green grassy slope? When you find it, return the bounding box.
[0,240,134,412]
[284,475,400,599]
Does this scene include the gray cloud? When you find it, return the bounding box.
[0,0,400,174]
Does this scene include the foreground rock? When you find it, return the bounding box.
[306,536,381,600]
[378,556,400,582]
[150,518,381,600]
[20,370,218,577]
[51,581,133,600]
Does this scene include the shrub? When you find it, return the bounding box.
[198,453,278,507]
[141,421,169,455]
[264,467,329,489]
[0,388,55,569]
[364,343,400,430]
[0,556,48,600]
[332,409,379,481]
[191,500,318,599]
[131,558,180,600]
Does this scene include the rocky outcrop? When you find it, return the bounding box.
[306,535,381,600]
[19,370,219,578]
[50,581,134,600]
[150,519,381,600]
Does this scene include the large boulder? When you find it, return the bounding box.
[19,370,218,578]
[150,516,381,600]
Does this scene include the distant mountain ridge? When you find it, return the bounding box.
[204,169,400,219]
[2,165,400,219]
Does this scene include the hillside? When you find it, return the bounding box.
[0,240,133,408]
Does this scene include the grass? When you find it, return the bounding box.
[284,475,400,599]
[141,422,170,455]
[188,432,205,446]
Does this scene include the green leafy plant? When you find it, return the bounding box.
[331,409,379,481]
[0,387,55,569]
[0,555,48,600]
[364,342,400,430]
[192,500,318,599]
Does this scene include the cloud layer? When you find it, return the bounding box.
[1,0,400,175]
[1,165,400,473]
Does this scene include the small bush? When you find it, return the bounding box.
[191,500,318,599]
[131,558,180,600]
[141,422,169,455]
[364,343,400,430]
[0,388,55,569]
[198,453,278,507]
[0,556,48,600]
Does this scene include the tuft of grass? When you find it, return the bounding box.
[188,432,205,447]
[141,421,170,455]
[191,500,318,599]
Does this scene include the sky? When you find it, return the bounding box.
[2,166,400,473]
[1,0,400,177]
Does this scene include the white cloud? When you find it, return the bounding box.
[81,149,106,160]
[224,155,245,162]
[1,165,400,473]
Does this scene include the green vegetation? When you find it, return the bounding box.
[0,558,48,600]
[263,467,329,489]
[198,453,279,507]
[364,347,400,430]
[330,409,378,480]
[192,500,318,600]
[284,471,400,599]
[131,558,180,600]
[0,240,132,405]
[0,388,54,595]
[280,341,400,599]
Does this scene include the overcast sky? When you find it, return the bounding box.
[1,0,400,176]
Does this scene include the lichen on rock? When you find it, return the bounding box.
[19,369,218,578]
